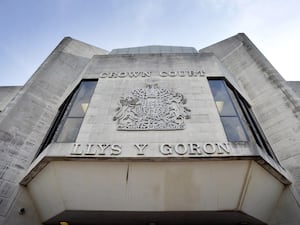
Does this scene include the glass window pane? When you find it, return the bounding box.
[209,80,236,116]
[56,118,83,143]
[68,81,97,117]
[221,117,248,142]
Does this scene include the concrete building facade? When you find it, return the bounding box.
[0,33,300,225]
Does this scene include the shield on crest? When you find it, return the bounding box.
[113,83,191,130]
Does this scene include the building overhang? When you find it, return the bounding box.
[21,143,291,224]
[22,142,291,186]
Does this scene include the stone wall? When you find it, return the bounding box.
[200,33,300,224]
[0,37,108,225]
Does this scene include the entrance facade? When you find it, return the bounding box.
[1,34,300,225]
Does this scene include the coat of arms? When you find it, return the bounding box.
[113,83,191,130]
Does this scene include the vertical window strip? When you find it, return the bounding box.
[233,92,280,162]
[36,80,97,158]
[54,80,97,143]
[209,79,248,142]
[52,85,82,142]
[208,78,279,162]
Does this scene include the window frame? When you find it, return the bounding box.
[35,79,97,157]
[208,77,279,161]
[208,79,249,142]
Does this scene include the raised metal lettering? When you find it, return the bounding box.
[175,144,187,155]
[188,143,202,155]
[160,144,172,155]
[97,144,111,155]
[111,144,122,155]
[119,72,127,78]
[134,144,148,155]
[84,144,95,155]
[71,143,82,155]
[216,143,231,154]
[142,72,151,77]
[203,143,216,154]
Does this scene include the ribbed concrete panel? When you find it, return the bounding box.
[110,45,198,54]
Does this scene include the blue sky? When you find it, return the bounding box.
[0,0,299,86]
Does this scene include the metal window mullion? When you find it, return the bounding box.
[233,91,263,147]
[246,104,280,163]
[222,81,249,141]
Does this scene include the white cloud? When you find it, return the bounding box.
[220,0,300,80]
[0,0,299,85]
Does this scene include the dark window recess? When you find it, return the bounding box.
[208,79,278,161]
[36,80,97,156]
[209,80,248,142]
[53,81,97,143]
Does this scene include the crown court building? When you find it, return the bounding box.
[0,33,300,225]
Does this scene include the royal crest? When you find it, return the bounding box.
[113,83,191,130]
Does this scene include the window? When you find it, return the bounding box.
[37,80,97,155]
[53,81,97,142]
[209,80,248,142]
[208,79,278,160]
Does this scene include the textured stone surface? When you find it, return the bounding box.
[1,34,300,225]
[0,86,22,112]
[0,37,108,224]
[77,53,227,144]
[110,45,198,54]
[28,160,281,224]
[287,81,300,98]
[200,33,300,225]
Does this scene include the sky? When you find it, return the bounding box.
[0,0,300,86]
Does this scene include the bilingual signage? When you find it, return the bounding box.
[70,142,231,157]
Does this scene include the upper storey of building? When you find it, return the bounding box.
[1,33,300,225]
[110,45,198,54]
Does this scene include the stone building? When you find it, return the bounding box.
[0,33,300,225]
